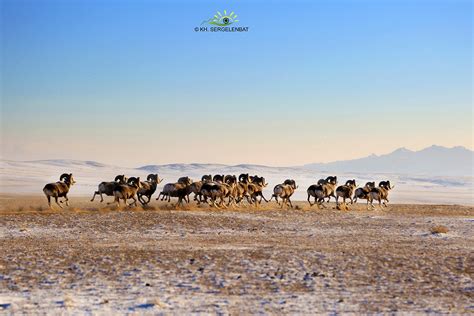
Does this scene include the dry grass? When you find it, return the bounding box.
[430,225,449,234]
[0,194,473,216]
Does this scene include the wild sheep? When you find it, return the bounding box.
[224,175,236,184]
[335,179,357,207]
[91,175,128,202]
[210,182,234,208]
[307,176,337,208]
[269,179,297,208]
[188,175,213,204]
[247,182,269,206]
[307,183,325,207]
[200,181,219,204]
[202,174,212,182]
[249,175,268,187]
[189,181,204,203]
[213,174,225,183]
[43,173,76,209]
[353,182,376,204]
[112,177,142,207]
[321,176,338,202]
[137,174,163,205]
[368,181,393,210]
[228,179,249,205]
[224,175,264,206]
[156,177,193,206]
[238,173,252,183]
[231,173,256,205]
[317,176,338,203]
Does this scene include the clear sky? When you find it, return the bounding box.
[1,0,472,167]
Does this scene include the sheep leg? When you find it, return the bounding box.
[46,196,52,208]
[335,196,339,206]
[227,196,234,207]
[55,197,63,209]
[194,193,201,204]
[288,198,293,209]
[319,198,327,208]
[367,197,375,210]
[260,192,269,203]
[144,195,151,204]
[273,195,279,205]
[64,195,69,206]
[156,192,162,201]
[220,197,227,208]
[129,196,138,207]
[245,195,253,205]
[91,191,98,202]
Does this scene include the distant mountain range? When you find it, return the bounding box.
[137,145,473,176]
[304,145,473,176]
[4,145,474,177]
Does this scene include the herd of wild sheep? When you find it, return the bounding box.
[43,173,393,210]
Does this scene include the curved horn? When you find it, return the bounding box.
[60,173,69,181]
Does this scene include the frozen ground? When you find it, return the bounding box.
[0,197,473,314]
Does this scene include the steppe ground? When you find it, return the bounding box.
[0,195,473,314]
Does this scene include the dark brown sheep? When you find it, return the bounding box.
[43,173,76,209]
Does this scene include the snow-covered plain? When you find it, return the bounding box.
[1,159,472,205]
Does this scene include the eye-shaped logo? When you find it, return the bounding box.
[202,10,239,26]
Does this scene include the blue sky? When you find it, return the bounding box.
[1,0,472,166]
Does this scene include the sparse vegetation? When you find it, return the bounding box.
[430,225,449,234]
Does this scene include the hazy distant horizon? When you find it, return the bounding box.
[1,144,472,169]
[2,0,472,167]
